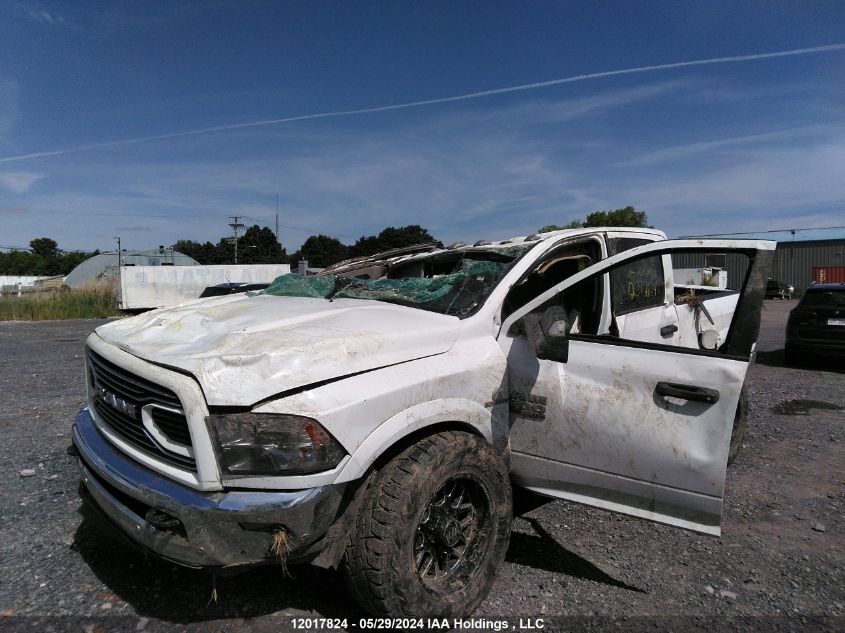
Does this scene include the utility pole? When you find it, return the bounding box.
[275,195,280,243]
[228,216,245,264]
[113,236,122,308]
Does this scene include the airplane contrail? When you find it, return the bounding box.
[1,42,843,164]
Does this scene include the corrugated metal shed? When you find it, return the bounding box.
[676,226,845,293]
[65,249,199,288]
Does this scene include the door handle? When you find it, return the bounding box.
[656,382,720,404]
[660,324,678,337]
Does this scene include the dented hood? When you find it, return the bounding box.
[95,294,460,406]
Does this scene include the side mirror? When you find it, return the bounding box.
[523,305,569,361]
[698,329,719,350]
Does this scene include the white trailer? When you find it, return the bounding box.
[118,264,291,310]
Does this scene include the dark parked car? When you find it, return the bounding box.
[198,282,269,298]
[765,279,793,299]
[785,283,845,363]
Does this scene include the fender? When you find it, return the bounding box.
[333,398,497,484]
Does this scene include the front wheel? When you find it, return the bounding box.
[342,431,512,617]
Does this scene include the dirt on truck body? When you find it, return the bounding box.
[72,227,774,617]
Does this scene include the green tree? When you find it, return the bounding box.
[175,226,288,265]
[348,235,381,258]
[583,206,649,228]
[539,206,650,232]
[291,235,349,268]
[0,240,97,276]
[538,220,584,232]
[173,239,212,264]
[349,225,436,257]
[238,225,288,264]
[29,237,59,258]
[175,238,232,264]
[0,251,41,275]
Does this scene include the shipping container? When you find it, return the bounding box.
[812,266,845,284]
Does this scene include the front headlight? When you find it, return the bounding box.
[209,413,346,476]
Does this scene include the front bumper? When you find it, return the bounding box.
[73,408,346,569]
[786,336,845,358]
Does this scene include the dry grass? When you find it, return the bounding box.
[271,527,292,576]
[675,288,698,308]
[0,285,120,321]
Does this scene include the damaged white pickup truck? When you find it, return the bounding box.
[73,227,774,617]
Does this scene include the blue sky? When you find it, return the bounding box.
[1,1,843,253]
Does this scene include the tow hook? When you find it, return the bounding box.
[145,508,186,537]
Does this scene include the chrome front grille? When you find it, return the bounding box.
[87,349,196,471]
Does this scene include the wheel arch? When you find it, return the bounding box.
[334,398,494,484]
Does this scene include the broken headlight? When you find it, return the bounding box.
[209,413,346,476]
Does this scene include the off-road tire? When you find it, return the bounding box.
[728,385,748,465]
[342,431,512,617]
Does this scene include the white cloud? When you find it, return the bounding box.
[0,171,45,193]
[620,122,844,166]
[16,108,845,250]
[452,81,689,127]
[28,9,64,25]
[612,139,845,236]
[6,78,844,250]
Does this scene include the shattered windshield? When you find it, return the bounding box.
[264,246,532,317]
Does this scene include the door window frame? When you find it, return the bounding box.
[499,235,606,323]
[498,239,775,360]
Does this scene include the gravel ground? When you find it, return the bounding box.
[0,301,842,632]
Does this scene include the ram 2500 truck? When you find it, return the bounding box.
[73,227,774,617]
